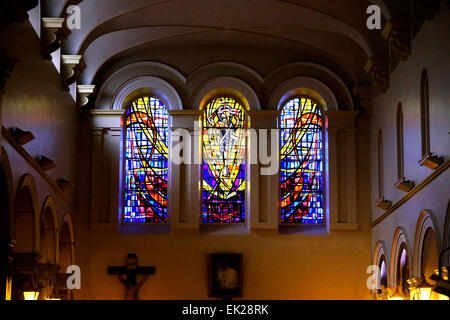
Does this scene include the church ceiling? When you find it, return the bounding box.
[43,0,399,89]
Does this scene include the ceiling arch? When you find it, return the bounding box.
[39,0,391,93]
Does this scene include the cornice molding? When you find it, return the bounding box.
[41,18,70,60]
[364,57,389,92]
[77,85,96,109]
[382,19,411,61]
[61,55,85,90]
[371,159,449,228]
[1,126,75,209]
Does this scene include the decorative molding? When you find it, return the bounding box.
[0,48,18,92]
[267,76,339,111]
[57,179,73,192]
[37,156,56,171]
[0,0,39,26]
[394,177,415,193]
[390,227,411,288]
[41,18,69,60]
[373,241,390,294]
[352,86,372,110]
[382,19,411,61]
[371,160,449,228]
[1,126,75,209]
[10,127,35,145]
[61,55,85,90]
[418,152,444,170]
[364,57,389,92]
[77,85,96,109]
[111,76,182,111]
[412,210,440,278]
[330,223,358,231]
[189,76,261,110]
[168,110,202,117]
[375,197,392,211]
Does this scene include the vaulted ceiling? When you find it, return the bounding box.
[42,0,403,92]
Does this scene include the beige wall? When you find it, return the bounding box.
[1,17,77,279]
[370,8,450,285]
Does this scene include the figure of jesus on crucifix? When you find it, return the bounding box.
[108,254,155,300]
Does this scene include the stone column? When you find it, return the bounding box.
[89,110,123,227]
[168,110,202,229]
[247,110,280,229]
[344,128,358,225]
[326,110,359,230]
[326,127,339,226]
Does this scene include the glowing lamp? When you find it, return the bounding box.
[418,281,433,300]
[23,291,39,300]
[388,287,405,300]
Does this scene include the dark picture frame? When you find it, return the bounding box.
[209,253,242,298]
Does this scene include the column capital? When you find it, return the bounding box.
[77,85,96,109]
[61,55,86,90]
[364,57,389,92]
[382,19,411,61]
[352,85,372,111]
[41,18,70,59]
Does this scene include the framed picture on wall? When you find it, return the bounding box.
[209,253,242,298]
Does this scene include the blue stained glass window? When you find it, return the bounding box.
[202,97,246,223]
[280,97,324,224]
[124,96,168,223]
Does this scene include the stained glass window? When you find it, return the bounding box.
[124,96,168,223]
[280,97,324,224]
[202,97,246,223]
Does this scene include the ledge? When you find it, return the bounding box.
[371,159,449,228]
[1,126,75,209]
[330,223,358,231]
[199,223,249,235]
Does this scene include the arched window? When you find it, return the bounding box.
[420,69,430,156]
[123,96,169,223]
[202,96,247,223]
[397,246,410,296]
[377,130,384,199]
[379,257,388,290]
[280,97,324,224]
[396,104,404,180]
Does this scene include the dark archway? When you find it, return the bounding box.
[11,175,38,300]
[0,161,13,300]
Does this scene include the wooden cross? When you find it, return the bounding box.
[107,254,155,300]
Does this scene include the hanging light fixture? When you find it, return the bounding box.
[387,286,405,300]
[431,248,450,299]
[22,277,40,301]
[407,277,421,300]
[418,277,434,300]
[23,291,40,300]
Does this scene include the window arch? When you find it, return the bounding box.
[279,97,324,224]
[420,69,430,156]
[123,96,169,223]
[397,245,410,296]
[396,103,404,180]
[202,96,247,223]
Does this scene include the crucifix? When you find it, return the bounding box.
[108,254,156,300]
